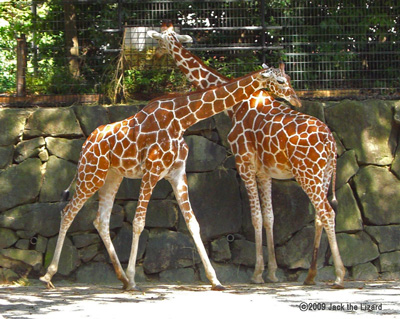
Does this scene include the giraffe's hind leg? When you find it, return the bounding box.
[93,170,129,289]
[40,137,110,289]
[40,190,92,288]
[237,162,265,284]
[304,216,323,286]
[298,182,345,288]
[257,175,278,283]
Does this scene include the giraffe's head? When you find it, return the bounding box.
[147,22,193,57]
[260,63,302,108]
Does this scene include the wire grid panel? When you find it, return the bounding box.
[276,1,400,92]
[0,0,399,95]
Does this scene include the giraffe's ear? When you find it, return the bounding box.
[176,34,193,43]
[261,70,273,78]
[147,30,162,40]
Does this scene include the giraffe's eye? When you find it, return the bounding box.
[277,77,286,85]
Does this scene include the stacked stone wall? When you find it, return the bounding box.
[0,99,399,285]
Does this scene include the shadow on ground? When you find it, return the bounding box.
[0,280,399,318]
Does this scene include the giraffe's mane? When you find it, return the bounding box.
[147,68,264,106]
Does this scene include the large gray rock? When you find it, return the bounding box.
[112,222,148,263]
[276,225,328,269]
[334,183,363,233]
[379,251,400,273]
[69,202,124,233]
[186,170,242,241]
[231,239,268,267]
[336,150,359,190]
[116,178,172,200]
[35,235,48,254]
[186,117,215,133]
[39,156,78,202]
[14,137,45,163]
[214,112,232,148]
[301,100,326,122]
[0,146,13,169]
[78,243,101,263]
[199,262,252,284]
[72,233,101,249]
[45,137,84,163]
[143,229,200,274]
[0,109,31,146]
[393,100,400,125]
[74,105,110,136]
[335,232,379,267]
[325,100,396,165]
[185,135,226,172]
[365,225,400,253]
[0,203,61,237]
[0,201,123,237]
[44,236,80,276]
[0,228,18,249]
[0,248,42,270]
[351,262,379,280]
[24,107,83,138]
[331,132,345,156]
[353,166,400,225]
[210,237,231,262]
[159,267,196,283]
[392,146,400,178]
[272,180,315,245]
[75,262,120,285]
[0,253,32,276]
[107,105,142,123]
[145,200,178,228]
[0,158,43,211]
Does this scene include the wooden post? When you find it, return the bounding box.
[16,34,27,97]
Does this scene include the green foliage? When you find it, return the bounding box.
[123,67,190,97]
[0,0,398,95]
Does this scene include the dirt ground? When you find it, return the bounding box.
[0,280,399,319]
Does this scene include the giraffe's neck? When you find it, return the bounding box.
[167,36,229,89]
[165,35,243,118]
[152,69,266,132]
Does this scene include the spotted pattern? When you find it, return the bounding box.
[150,24,345,288]
[40,67,281,291]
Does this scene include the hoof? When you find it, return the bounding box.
[124,284,142,292]
[266,275,279,283]
[211,284,225,291]
[303,279,316,286]
[250,275,264,284]
[39,276,55,289]
[331,283,344,289]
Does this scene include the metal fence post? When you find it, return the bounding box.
[17,34,27,97]
[260,0,266,65]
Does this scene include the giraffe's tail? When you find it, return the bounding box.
[330,157,338,211]
[61,172,77,202]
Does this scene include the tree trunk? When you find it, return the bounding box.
[64,0,80,78]
[16,34,27,97]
